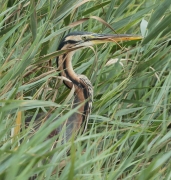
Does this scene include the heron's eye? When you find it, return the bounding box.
[82,36,87,40]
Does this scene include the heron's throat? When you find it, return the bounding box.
[58,51,80,89]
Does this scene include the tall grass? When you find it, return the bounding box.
[1,0,171,179]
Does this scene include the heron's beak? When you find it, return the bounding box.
[90,34,142,44]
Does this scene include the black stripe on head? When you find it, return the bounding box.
[56,39,78,68]
[56,31,93,66]
[57,31,92,51]
[58,40,78,51]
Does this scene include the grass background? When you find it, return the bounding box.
[1,0,171,179]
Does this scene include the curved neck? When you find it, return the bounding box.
[57,49,93,131]
[58,51,80,89]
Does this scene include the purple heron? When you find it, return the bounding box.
[25,31,142,142]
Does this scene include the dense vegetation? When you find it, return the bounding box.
[1,0,171,179]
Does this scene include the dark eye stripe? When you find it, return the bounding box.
[58,40,78,50]
[66,40,78,44]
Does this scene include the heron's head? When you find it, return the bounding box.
[58,31,142,50]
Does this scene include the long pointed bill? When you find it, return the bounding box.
[91,34,142,44]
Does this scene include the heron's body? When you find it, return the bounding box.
[26,31,142,141]
[56,34,93,140]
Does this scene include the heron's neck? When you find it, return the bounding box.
[58,51,80,89]
[57,51,92,126]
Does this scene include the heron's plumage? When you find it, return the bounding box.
[25,31,142,142]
